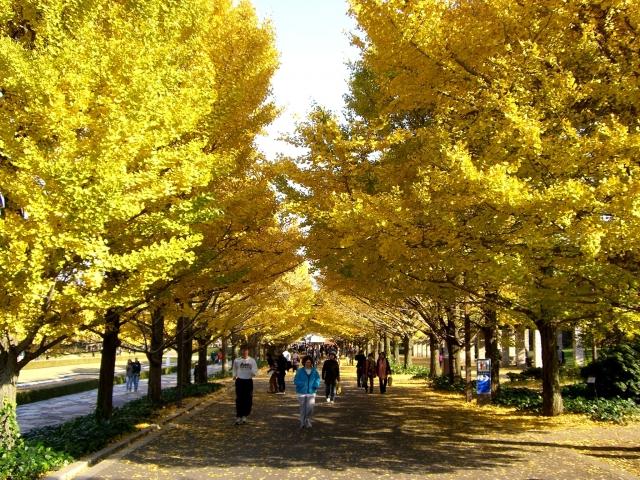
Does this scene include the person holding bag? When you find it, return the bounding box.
[377,351,392,394]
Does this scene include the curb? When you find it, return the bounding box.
[41,385,227,480]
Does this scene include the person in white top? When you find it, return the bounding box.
[232,345,258,425]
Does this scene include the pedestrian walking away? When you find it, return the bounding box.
[293,355,321,428]
[132,358,142,392]
[363,353,377,394]
[355,350,366,388]
[232,344,258,425]
[276,349,288,394]
[376,351,392,394]
[125,359,134,392]
[322,351,340,403]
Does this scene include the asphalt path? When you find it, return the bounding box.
[71,365,640,480]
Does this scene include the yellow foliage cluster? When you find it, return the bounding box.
[0,0,308,381]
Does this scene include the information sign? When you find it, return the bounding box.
[476,359,491,395]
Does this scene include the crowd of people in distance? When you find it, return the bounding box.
[233,343,393,428]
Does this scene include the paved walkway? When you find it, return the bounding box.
[69,365,640,480]
[17,363,228,432]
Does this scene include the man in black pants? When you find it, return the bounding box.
[232,345,258,424]
[355,350,366,388]
[275,349,288,394]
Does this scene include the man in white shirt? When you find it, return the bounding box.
[232,345,258,425]
[283,349,291,362]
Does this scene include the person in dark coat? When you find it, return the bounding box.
[276,350,288,394]
[322,351,341,403]
[355,350,366,388]
[376,352,392,394]
[363,353,377,394]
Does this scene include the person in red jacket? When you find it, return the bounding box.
[376,352,392,394]
[362,353,377,394]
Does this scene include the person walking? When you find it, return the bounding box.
[132,358,142,392]
[291,350,301,372]
[363,353,377,394]
[275,349,288,394]
[125,359,134,392]
[376,352,392,394]
[355,350,366,388]
[232,344,258,425]
[266,353,278,393]
[322,351,340,403]
[293,355,321,428]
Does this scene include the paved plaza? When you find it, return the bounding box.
[52,366,640,480]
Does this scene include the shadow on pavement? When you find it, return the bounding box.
[79,368,640,479]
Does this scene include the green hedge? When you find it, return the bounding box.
[22,356,136,370]
[17,366,180,405]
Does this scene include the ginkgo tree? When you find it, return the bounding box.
[278,0,640,417]
[0,0,281,432]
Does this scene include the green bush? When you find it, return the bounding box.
[430,375,475,394]
[561,382,595,399]
[564,396,640,424]
[0,399,72,480]
[389,360,430,377]
[580,341,640,399]
[493,387,543,411]
[559,365,583,381]
[519,367,543,380]
[17,380,99,405]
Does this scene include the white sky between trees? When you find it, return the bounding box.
[252,0,359,160]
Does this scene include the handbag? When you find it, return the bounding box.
[336,382,342,394]
[387,375,393,387]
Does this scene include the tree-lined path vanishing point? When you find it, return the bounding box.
[73,365,640,480]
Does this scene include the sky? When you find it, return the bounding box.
[251,0,360,160]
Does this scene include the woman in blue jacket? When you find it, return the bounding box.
[293,355,321,428]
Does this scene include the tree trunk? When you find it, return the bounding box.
[403,334,413,368]
[452,344,462,382]
[465,299,472,402]
[221,336,229,375]
[230,335,238,364]
[197,338,208,384]
[393,336,400,363]
[0,337,19,449]
[176,317,184,408]
[96,310,121,419]
[592,339,598,361]
[182,325,193,386]
[384,334,391,357]
[429,334,439,377]
[147,309,164,403]
[481,326,500,398]
[446,339,459,383]
[538,322,563,416]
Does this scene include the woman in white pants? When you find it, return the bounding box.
[293,356,321,428]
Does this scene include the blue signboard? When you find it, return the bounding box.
[477,359,491,395]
